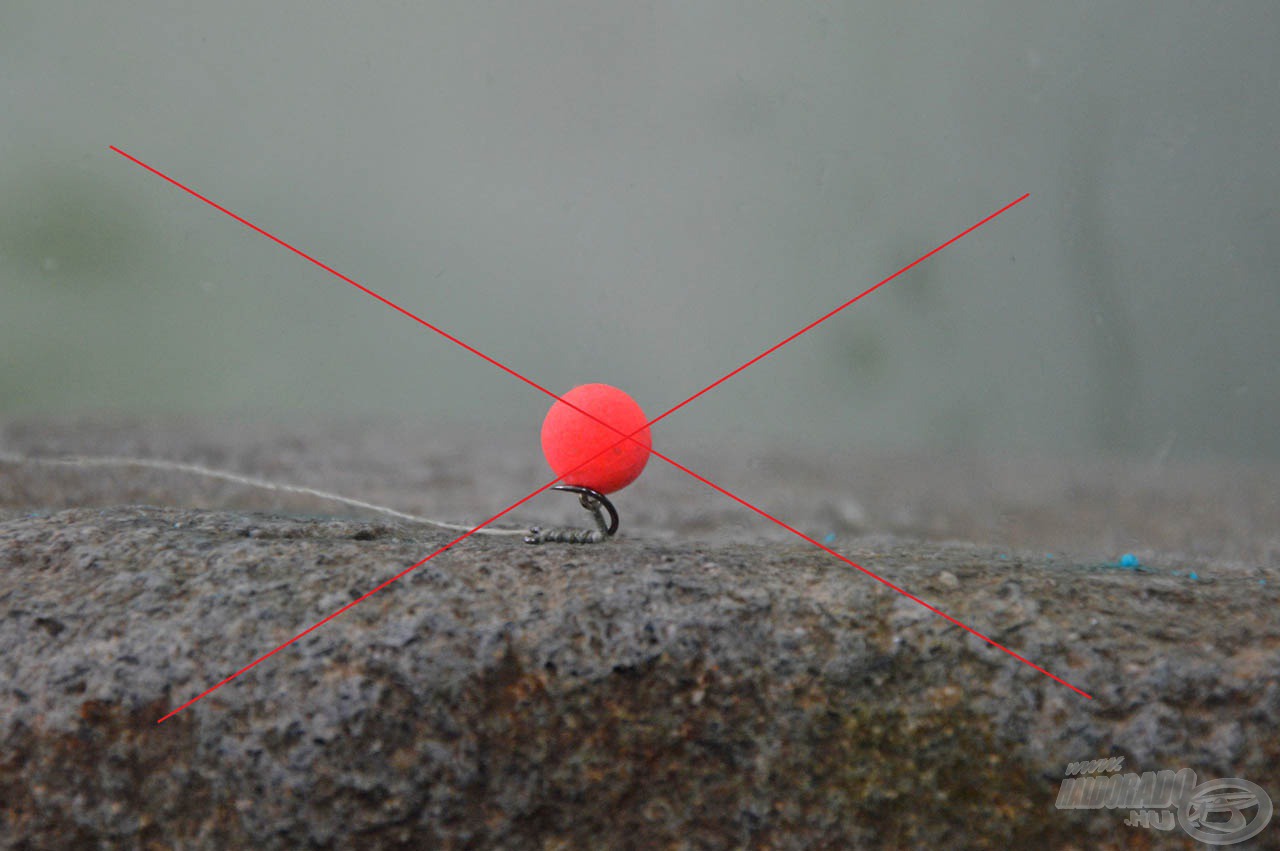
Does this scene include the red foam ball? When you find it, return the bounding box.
[540,384,651,495]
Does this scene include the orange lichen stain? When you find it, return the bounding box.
[1225,643,1280,679]
[503,670,551,704]
[922,683,964,711]
[390,746,418,772]
[78,699,114,724]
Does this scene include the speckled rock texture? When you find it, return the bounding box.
[2,417,1278,849]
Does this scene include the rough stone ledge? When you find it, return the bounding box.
[3,506,1276,849]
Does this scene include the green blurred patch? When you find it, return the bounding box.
[0,171,142,284]
[840,329,887,379]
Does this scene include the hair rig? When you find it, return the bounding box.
[526,383,651,544]
[0,452,622,545]
[0,384,650,547]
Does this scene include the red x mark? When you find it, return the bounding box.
[108,146,1090,723]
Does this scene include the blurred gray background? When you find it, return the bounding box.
[3,0,1278,463]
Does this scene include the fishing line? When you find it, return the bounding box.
[0,450,531,536]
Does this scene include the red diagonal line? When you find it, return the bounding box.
[572,193,1089,698]
[155,406,694,723]
[153,409,683,722]
[645,446,1092,697]
[646,194,1029,428]
[157,479,554,722]
[116,148,1085,716]
[105,146,532,392]
[159,427,1088,723]
[110,145,1022,461]
[108,146,644,450]
[159,446,616,723]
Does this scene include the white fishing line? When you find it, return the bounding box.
[0,451,530,536]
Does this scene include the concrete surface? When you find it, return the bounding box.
[2,416,1278,849]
